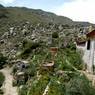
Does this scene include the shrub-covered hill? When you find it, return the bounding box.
[0,4,95,95]
[0,4,93,28]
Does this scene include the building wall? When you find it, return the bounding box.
[76,39,95,73]
[83,39,95,73]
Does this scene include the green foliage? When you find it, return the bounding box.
[20,41,41,59]
[0,72,5,87]
[52,32,59,38]
[22,40,40,50]
[19,71,95,95]
[48,80,64,95]
[0,8,8,18]
[68,51,83,70]
[0,53,7,69]
[64,47,83,70]
[65,74,95,95]
[25,63,36,77]
[19,85,28,95]
[66,41,76,50]
[54,49,74,71]
[0,89,4,95]
[27,75,50,95]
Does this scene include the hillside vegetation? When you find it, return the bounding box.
[0,4,95,95]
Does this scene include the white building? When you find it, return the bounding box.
[76,29,95,73]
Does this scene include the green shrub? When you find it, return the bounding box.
[19,85,28,95]
[0,89,4,95]
[12,79,17,87]
[48,80,64,95]
[28,75,49,95]
[68,52,83,70]
[20,41,41,59]
[52,32,59,38]
[65,74,95,95]
[0,53,7,69]
[0,72,5,87]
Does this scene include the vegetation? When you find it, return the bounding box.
[52,32,59,38]
[0,53,7,69]
[18,39,93,95]
[19,71,95,95]
[0,4,95,95]
[65,74,95,95]
[0,72,5,95]
[20,40,41,59]
[17,33,86,94]
[0,72,5,87]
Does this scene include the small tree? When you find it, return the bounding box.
[52,32,59,38]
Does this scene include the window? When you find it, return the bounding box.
[87,40,90,50]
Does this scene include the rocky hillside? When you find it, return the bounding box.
[0,4,93,26]
[1,4,95,95]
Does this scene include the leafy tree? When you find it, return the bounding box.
[52,32,59,38]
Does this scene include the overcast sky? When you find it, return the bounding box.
[0,0,95,23]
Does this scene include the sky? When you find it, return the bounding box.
[0,0,95,23]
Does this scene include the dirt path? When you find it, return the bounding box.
[0,67,18,95]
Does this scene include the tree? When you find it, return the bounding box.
[52,32,59,38]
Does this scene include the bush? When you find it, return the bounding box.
[0,72,5,87]
[22,39,40,50]
[19,85,28,95]
[69,52,83,70]
[28,76,49,95]
[20,41,41,59]
[66,41,76,50]
[48,80,64,95]
[65,74,95,95]
[0,89,3,95]
[64,48,83,70]
[52,32,59,38]
[0,53,7,69]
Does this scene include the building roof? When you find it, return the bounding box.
[86,29,95,38]
[76,40,86,45]
[76,37,86,45]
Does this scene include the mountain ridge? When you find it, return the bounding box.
[0,4,93,27]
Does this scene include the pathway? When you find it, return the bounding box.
[0,67,18,95]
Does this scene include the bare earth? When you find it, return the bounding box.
[0,67,18,95]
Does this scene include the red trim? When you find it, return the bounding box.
[76,41,86,45]
[87,30,95,37]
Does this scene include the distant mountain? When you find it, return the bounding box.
[0,4,5,8]
[0,5,94,27]
[74,21,92,27]
[0,4,8,18]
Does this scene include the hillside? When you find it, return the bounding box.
[0,5,92,26]
[0,7,73,24]
[1,4,95,95]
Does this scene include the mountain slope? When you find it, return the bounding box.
[0,5,92,26]
[4,7,73,25]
